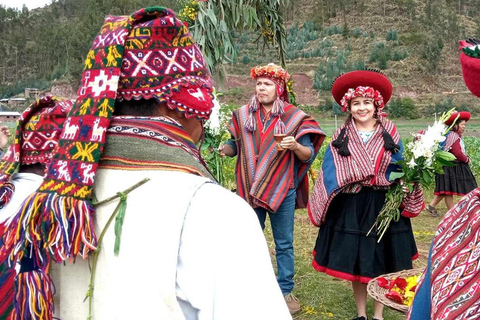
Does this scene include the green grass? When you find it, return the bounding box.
[263,190,450,319]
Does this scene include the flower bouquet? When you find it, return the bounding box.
[369,109,458,241]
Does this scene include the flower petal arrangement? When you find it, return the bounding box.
[369,108,458,241]
[377,274,420,307]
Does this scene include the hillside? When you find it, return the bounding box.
[219,0,480,116]
[0,0,479,116]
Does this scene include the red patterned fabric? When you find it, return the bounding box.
[418,188,480,319]
[0,96,72,208]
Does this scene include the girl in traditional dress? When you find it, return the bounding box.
[308,70,424,320]
[425,111,477,216]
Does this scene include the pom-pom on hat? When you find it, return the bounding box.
[332,69,393,111]
[445,111,471,126]
[459,39,480,98]
[0,96,72,208]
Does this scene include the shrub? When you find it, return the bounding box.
[318,98,342,116]
[386,30,398,41]
[386,97,420,119]
[353,27,362,38]
[420,35,443,72]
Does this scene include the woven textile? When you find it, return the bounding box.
[307,118,424,226]
[409,188,480,319]
[100,115,213,178]
[229,103,325,212]
[0,96,72,208]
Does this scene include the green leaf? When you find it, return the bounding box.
[389,171,405,181]
[436,150,456,161]
[421,170,432,185]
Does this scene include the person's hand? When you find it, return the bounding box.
[467,157,472,166]
[280,136,298,151]
[399,179,415,193]
[0,123,10,150]
[218,145,232,157]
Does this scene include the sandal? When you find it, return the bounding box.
[426,204,439,217]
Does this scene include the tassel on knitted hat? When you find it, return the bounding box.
[14,269,55,320]
[0,182,14,209]
[271,98,285,117]
[245,96,259,132]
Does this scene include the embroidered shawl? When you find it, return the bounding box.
[229,104,324,212]
[308,118,424,226]
[407,187,480,320]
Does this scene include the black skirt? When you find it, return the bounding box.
[434,162,478,196]
[312,187,417,283]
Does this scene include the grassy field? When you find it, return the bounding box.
[263,190,451,320]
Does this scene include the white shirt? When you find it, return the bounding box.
[0,172,44,224]
[51,170,291,320]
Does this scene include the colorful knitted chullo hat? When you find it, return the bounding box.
[4,6,214,260]
[459,39,480,98]
[245,63,290,132]
[0,96,73,208]
[1,8,214,319]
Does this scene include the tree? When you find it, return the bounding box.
[189,0,289,80]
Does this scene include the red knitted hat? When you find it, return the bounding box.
[0,96,73,208]
[459,39,480,98]
[445,111,471,126]
[332,69,393,107]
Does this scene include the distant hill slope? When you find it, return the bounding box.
[221,0,480,115]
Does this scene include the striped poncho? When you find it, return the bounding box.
[308,117,424,226]
[229,104,325,212]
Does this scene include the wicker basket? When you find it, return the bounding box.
[367,268,424,314]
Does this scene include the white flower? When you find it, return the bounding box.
[407,158,417,168]
[205,97,222,136]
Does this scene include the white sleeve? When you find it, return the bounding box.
[176,183,292,320]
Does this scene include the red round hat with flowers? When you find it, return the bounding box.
[445,111,471,126]
[332,69,393,112]
[459,39,480,98]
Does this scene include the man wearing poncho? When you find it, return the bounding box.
[0,7,291,320]
[219,63,325,314]
[408,39,480,320]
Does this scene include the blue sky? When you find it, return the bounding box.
[0,0,51,10]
